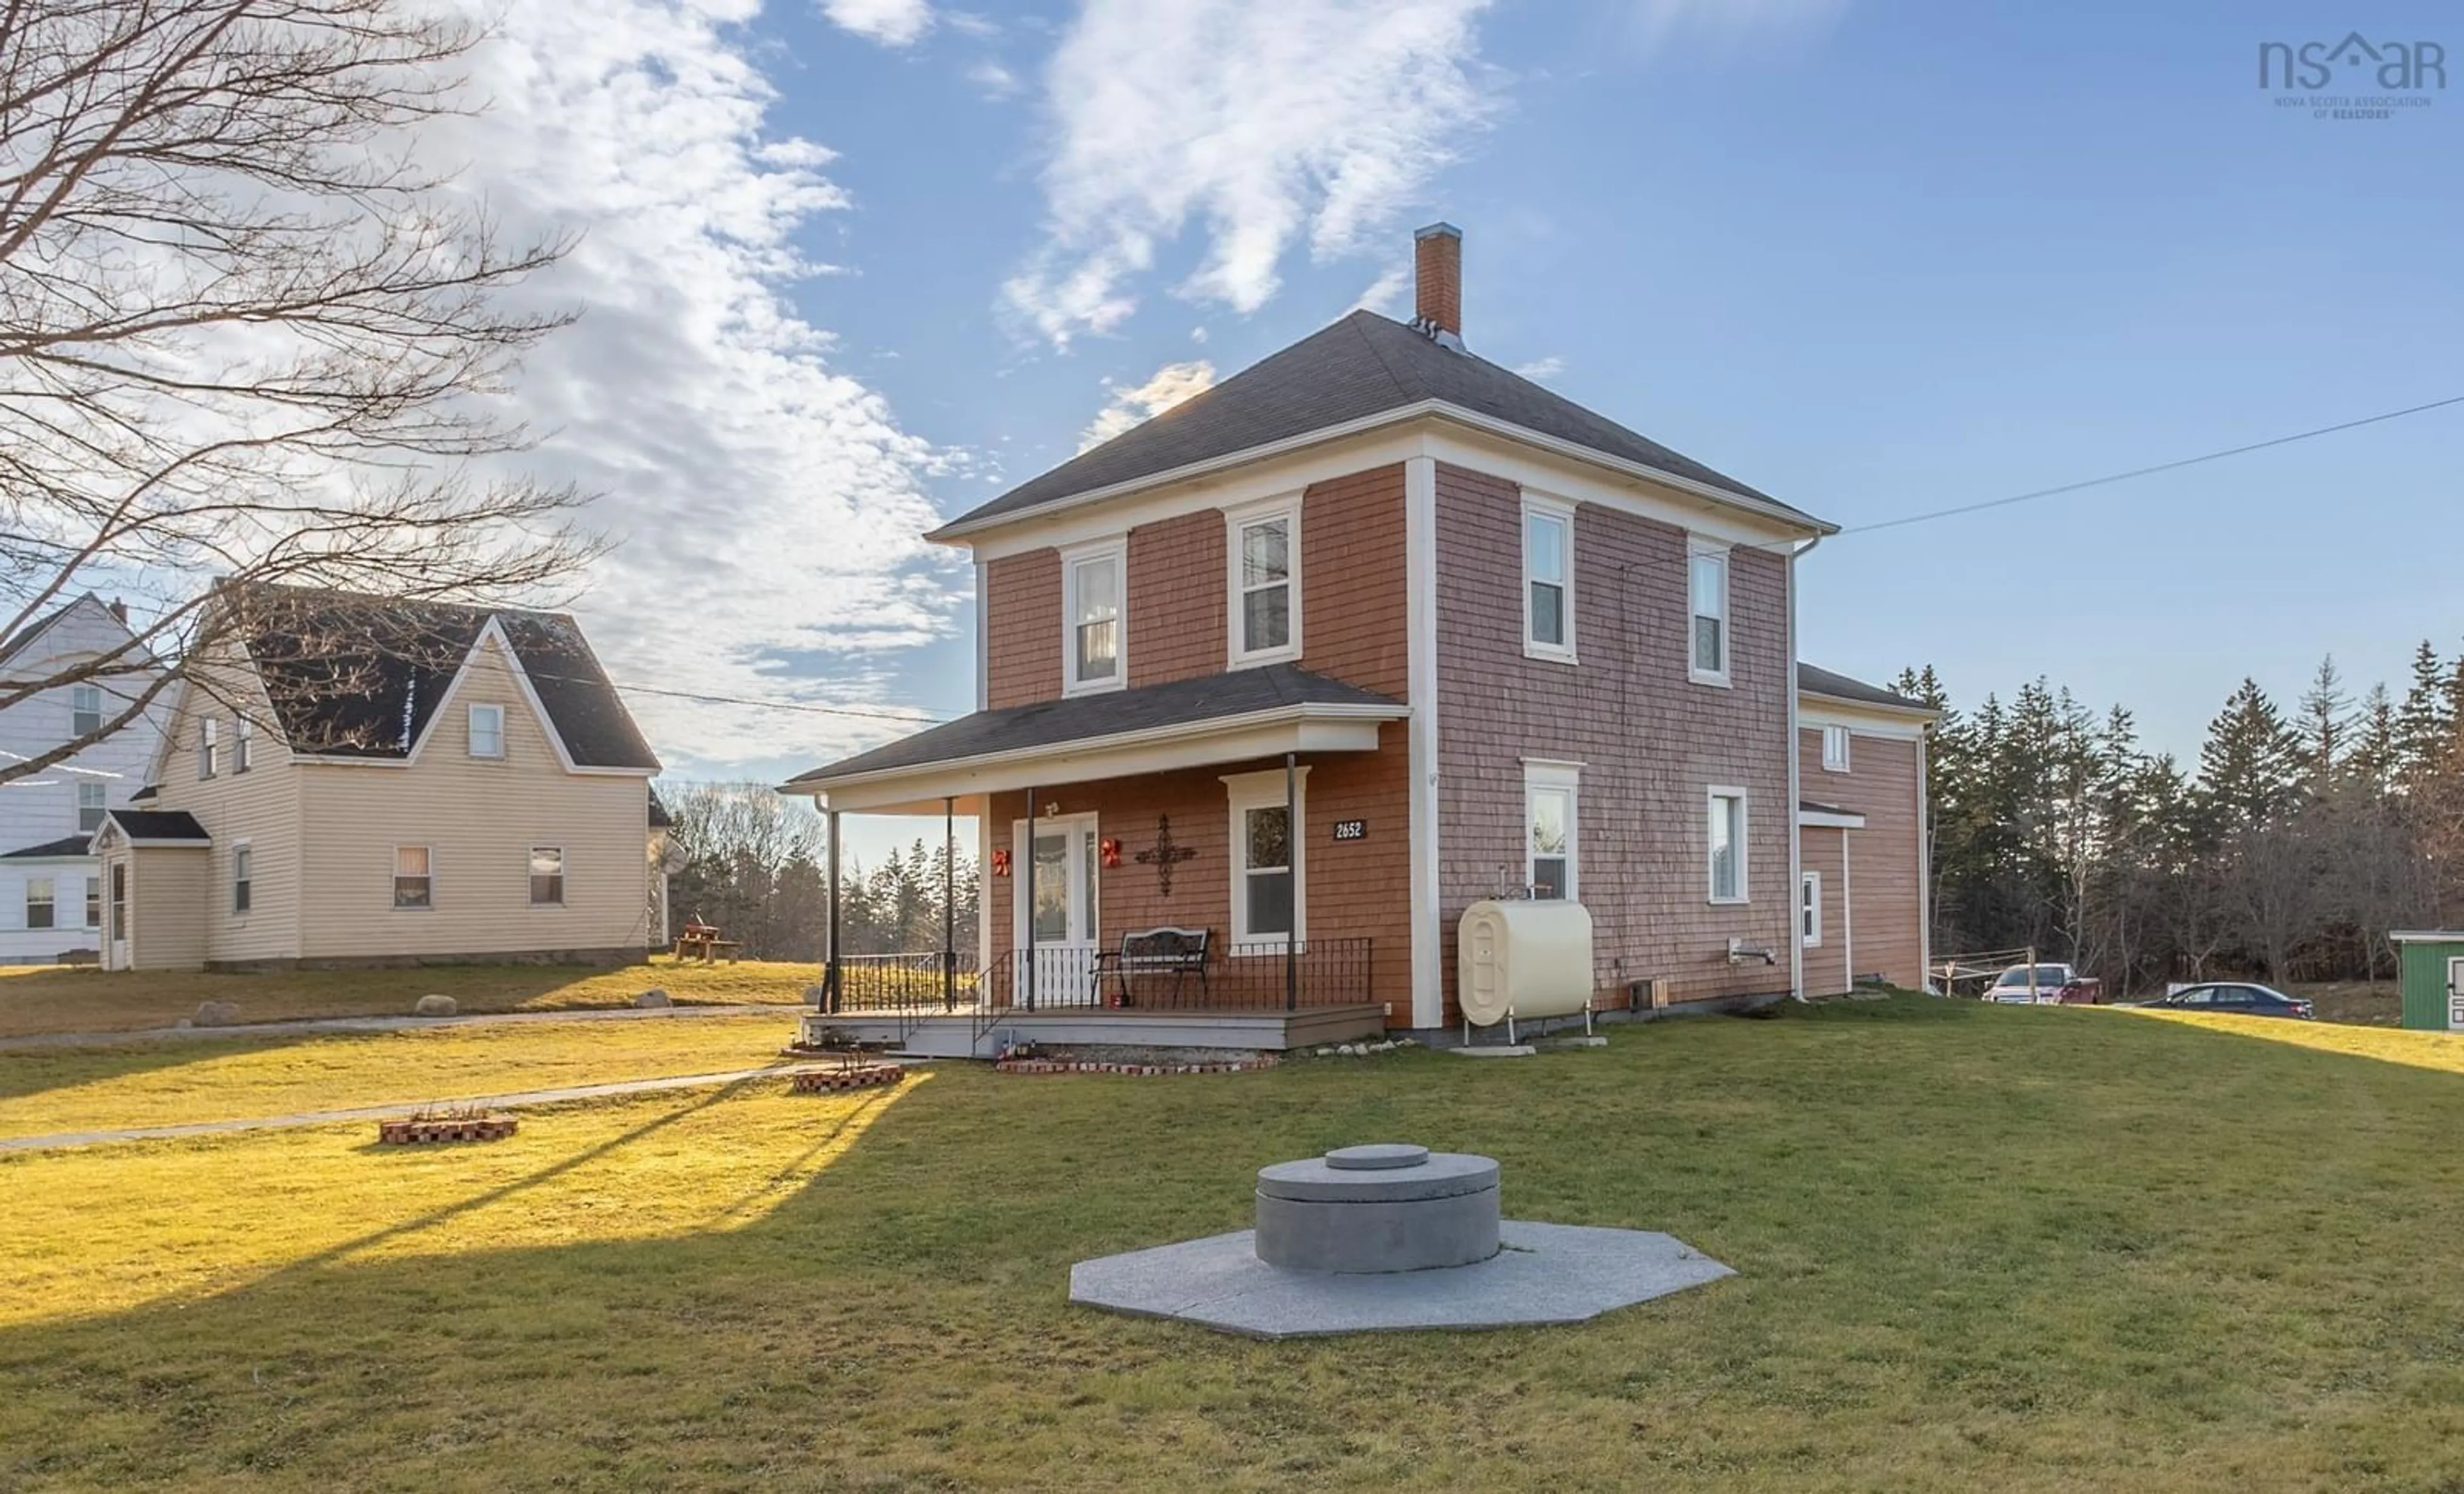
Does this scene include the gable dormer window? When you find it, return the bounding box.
[1061,539,1125,694]
[468,703,506,759]
[1521,493,1575,662]
[1228,501,1300,665]
[198,718,219,779]
[71,685,103,737]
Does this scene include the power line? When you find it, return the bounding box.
[1831,392,2464,538]
[592,676,952,726]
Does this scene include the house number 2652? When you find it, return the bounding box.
[1331,820,1367,842]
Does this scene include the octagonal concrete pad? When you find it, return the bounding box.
[1070,1221,1733,1339]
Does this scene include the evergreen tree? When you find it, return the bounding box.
[2396,641,2451,791]
[2198,679,2301,832]
[2295,655,2351,793]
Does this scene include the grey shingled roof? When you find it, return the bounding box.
[104,809,210,843]
[784,664,1405,787]
[936,311,1820,535]
[3,834,96,859]
[230,584,660,771]
[1799,663,1931,712]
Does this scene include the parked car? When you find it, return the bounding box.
[1985,963,2105,1005]
[2128,983,2315,1020]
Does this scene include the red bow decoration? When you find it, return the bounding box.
[1099,836,1123,868]
[990,848,1011,878]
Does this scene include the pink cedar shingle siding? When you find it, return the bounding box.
[1433,462,1793,1014]
[1799,726,1926,989]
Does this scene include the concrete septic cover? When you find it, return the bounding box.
[1073,1140,1733,1339]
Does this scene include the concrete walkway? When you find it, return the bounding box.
[0,1000,807,1053]
[0,1061,851,1155]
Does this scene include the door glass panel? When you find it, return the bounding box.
[1031,832,1068,943]
[1081,829,1098,943]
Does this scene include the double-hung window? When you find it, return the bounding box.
[1690,545,1731,684]
[198,719,219,779]
[84,877,99,930]
[1708,788,1749,904]
[1063,540,1125,692]
[393,846,432,909]
[1800,871,1822,946]
[1225,768,1305,945]
[235,717,254,773]
[76,782,106,835]
[469,703,506,759]
[1525,761,1580,900]
[1820,723,1851,773]
[234,845,253,915]
[529,846,566,907]
[1228,502,1299,664]
[71,685,103,737]
[1522,495,1575,660]
[26,877,55,931]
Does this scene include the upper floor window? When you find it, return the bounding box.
[1063,540,1124,693]
[198,718,219,779]
[235,716,254,774]
[1228,503,1299,664]
[76,782,106,834]
[1690,546,1731,685]
[70,685,103,737]
[1821,724,1851,773]
[1525,761,1580,900]
[1522,495,1575,661]
[1709,787,1749,904]
[469,703,506,759]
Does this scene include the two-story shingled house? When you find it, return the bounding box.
[787,226,1931,1049]
[94,585,669,971]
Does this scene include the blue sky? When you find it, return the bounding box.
[468,0,2462,861]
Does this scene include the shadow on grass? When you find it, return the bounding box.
[0,1029,332,1111]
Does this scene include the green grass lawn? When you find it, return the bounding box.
[8,999,2464,1490]
[0,1011,804,1138]
[0,956,815,1040]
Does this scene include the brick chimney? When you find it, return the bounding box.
[1412,222,1464,348]
[107,598,127,624]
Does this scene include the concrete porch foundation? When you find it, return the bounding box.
[802,1004,1388,1060]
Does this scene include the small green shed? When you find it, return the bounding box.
[2390,931,2464,1031]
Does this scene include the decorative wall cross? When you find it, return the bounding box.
[1133,814,1198,896]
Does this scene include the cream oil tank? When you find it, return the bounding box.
[1457,900,1595,1041]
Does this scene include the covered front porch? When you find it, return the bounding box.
[780,665,1412,1057]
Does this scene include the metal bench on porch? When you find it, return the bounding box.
[1094,926,1210,1008]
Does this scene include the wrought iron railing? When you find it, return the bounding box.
[821,939,1374,1015]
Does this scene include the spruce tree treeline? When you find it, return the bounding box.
[1905,639,2464,992]
[658,782,979,963]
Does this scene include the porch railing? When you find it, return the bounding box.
[819,938,1376,1015]
[828,951,977,1013]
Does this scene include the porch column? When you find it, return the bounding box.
[1285,752,1298,1013]
[824,808,841,1014]
[942,796,957,1011]
[1022,786,1036,1013]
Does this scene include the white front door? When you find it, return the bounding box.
[1013,815,1099,1005]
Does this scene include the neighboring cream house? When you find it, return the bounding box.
[95,586,665,971]
[0,594,170,964]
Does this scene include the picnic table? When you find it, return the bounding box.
[674,920,744,965]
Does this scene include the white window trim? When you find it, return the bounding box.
[1708,785,1750,905]
[74,780,107,835]
[198,717,219,779]
[1688,539,1733,688]
[1060,536,1128,696]
[1223,766,1308,947]
[1821,723,1851,773]
[393,844,434,912]
[232,838,253,918]
[234,715,254,774]
[1520,491,1578,664]
[1523,759,1582,901]
[1225,495,1303,668]
[1800,870,1822,947]
[25,875,56,931]
[70,684,103,737]
[529,845,566,907]
[468,702,506,760]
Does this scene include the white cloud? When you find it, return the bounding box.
[966,59,1020,99]
[822,0,934,46]
[1512,355,1564,381]
[1005,0,1498,345]
[1079,361,1217,452]
[1347,263,1412,317]
[429,0,963,772]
